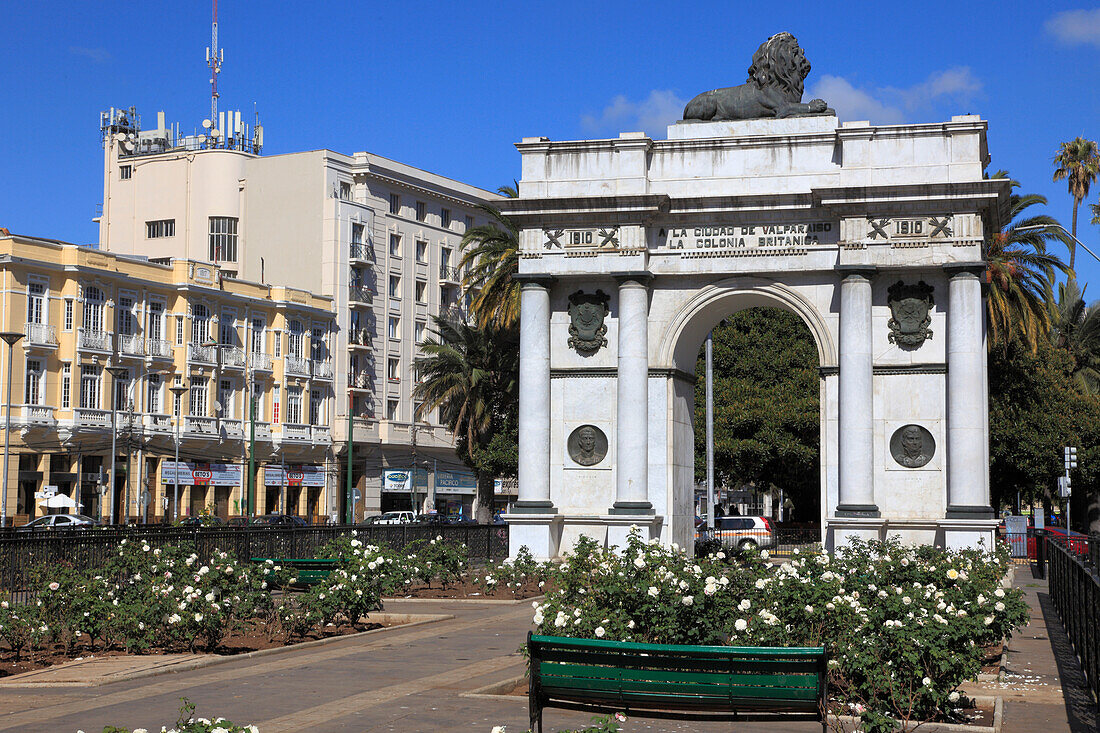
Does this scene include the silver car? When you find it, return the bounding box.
[16,514,99,531]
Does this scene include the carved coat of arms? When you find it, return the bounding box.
[567,290,610,355]
[887,280,934,349]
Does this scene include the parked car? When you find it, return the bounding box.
[1027,525,1090,559]
[16,514,99,531]
[376,511,416,525]
[251,514,308,527]
[226,517,251,527]
[695,515,774,551]
[358,514,382,525]
[177,516,225,527]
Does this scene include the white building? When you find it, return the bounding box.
[96,107,505,519]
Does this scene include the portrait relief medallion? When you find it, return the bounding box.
[890,424,935,469]
[567,425,608,467]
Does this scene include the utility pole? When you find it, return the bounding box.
[1062,446,1077,531]
[705,331,715,531]
[345,388,353,524]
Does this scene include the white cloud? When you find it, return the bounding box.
[581,90,686,138]
[1045,9,1100,47]
[808,67,981,124]
[69,46,111,63]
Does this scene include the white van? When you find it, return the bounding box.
[376,511,416,525]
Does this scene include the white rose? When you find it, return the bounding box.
[948,691,960,702]
[922,677,932,686]
[994,588,1005,598]
[194,613,203,622]
[681,595,694,606]
[647,586,659,597]
[595,626,605,637]
[734,618,748,631]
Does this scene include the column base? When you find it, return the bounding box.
[945,505,995,520]
[609,501,653,516]
[835,503,880,518]
[605,513,663,552]
[510,500,557,514]
[940,518,1000,551]
[827,515,886,551]
[504,512,563,560]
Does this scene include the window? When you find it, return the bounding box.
[112,368,131,411]
[219,317,236,346]
[117,296,134,335]
[351,223,364,244]
[80,366,101,410]
[441,208,451,228]
[389,233,401,257]
[147,302,164,342]
[252,379,265,421]
[389,193,401,215]
[218,379,234,419]
[387,358,400,382]
[145,220,175,238]
[464,215,474,231]
[414,321,425,343]
[61,364,71,409]
[176,315,185,345]
[273,330,281,358]
[251,318,265,354]
[309,389,322,425]
[441,247,452,268]
[388,317,399,339]
[287,320,304,358]
[64,299,73,331]
[191,304,210,344]
[24,359,42,405]
[190,381,208,416]
[415,240,427,262]
[208,217,239,263]
[311,326,328,361]
[415,281,427,303]
[386,399,399,421]
[286,387,303,424]
[147,373,162,414]
[173,376,183,417]
[26,282,45,325]
[415,201,426,222]
[413,401,424,423]
[82,286,104,332]
[339,181,352,201]
[119,165,132,180]
[389,276,400,298]
[273,384,280,424]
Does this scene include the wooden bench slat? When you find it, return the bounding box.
[531,635,823,658]
[539,662,818,689]
[537,649,820,675]
[540,674,821,701]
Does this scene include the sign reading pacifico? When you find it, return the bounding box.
[664,222,837,250]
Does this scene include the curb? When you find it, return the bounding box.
[384,594,544,606]
[0,612,453,689]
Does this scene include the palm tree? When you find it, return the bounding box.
[1052,137,1099,271]
[458,184,519,329]
[984,172,1070,351]
[412,316,518,523]
[1048,278,1100,393]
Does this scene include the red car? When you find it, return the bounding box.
[1026,526,1090,560]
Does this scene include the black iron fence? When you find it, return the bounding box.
[694,527,822,558]
[1047,532,1100,704]
[0,523,509,603]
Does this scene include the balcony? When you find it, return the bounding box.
[252,421,272,440]
[221,419,244,440]
[183,415,218,436]
[311,425,332,443]
[349,284,374,306]
[250,352,273,371]
[440,305,466,323]
[439,265,460,283]
[221,346,246,369]
[78,329,111,352]
[285,356,310,377]
[278,423,311,442]
[74,408,111,427]
[350,243,374,265]
[188,343,216,363]
[19,404,55,427]
[119,334,144,357]
[142,413,174,433]
[23,323,57,347]
[146,339,173,359]
[349,370,373,391]
[348,329,372,349]
[311,360,334,380]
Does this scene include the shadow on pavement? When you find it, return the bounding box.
[1036,591,1099,733]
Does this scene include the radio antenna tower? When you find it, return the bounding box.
[205,0,223,127]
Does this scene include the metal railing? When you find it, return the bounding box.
[250,352,273,371]
[221,346,246,368]
[349,284,374,304]
[78,329,111,351]
[23,322,57,346]
[439,264,460,282]
[350,243,373,263]
[119,334,144,356]
[349,329,373,347]
[1047,532,1100,703]
[311,360,334,379]
[284,356,310,376]
[146,338,173,358]
[0,524,509,602]
[187,343,216,363]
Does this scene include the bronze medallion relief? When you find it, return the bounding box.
[567,425,608,466]
[890,424,935,468]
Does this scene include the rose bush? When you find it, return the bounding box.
[529,530,1027,732]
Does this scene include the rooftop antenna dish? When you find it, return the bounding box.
[206,0,222,125]
[210,128,221,139]
[202,119,212,129]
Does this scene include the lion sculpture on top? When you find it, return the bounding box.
[682,32,834,121]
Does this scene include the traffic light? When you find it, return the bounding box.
[1064,446,1078,471]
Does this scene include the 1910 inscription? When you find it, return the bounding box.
[664,222,836,250]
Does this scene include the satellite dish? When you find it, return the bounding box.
[210,128,221,139]
[115,132,126,142]
[127,133,137,142]
[202,119,212,129]
[199,135,207,144]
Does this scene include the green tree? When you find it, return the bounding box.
[1052,137,1099,271]
[458,184,519,329]
[693,308,819,521]
[413,316,518,523]
[984,171,1069,351]
[1048,278,1100,393]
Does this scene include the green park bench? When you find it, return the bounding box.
[250,558,339,586]
[527,633,827,733]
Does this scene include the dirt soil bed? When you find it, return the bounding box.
[980,640,1003,675]
[387,579,543,600]
[0,619,381,678]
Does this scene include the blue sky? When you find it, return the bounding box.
[2,1,1100,287]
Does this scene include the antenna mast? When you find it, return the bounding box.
[205,0,222,126]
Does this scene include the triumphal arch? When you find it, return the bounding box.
[501,34,1008,558]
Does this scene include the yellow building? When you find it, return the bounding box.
[0,232,336,525]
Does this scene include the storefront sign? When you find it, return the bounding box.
[436,470,476,495]
[263,465,325,487]
[383,470,411,493]
[161,461,242,486]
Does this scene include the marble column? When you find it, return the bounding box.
[836,266,878,517]
[514,276,554,512]
[611,273,652,514]
[945,263,993,518]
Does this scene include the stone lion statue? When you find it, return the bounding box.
[682,32,834,121]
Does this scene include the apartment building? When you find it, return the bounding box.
[0,232,334,524]
[96,107,508,519]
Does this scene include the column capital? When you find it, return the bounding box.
[943,261,986,278]
[513,274,556,288]
[612,271,653,286]
[835,264,877,280]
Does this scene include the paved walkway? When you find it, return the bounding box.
[0,571,1094,733]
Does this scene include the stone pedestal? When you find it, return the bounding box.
[828,516,885,551]
[605,514,664,553]
[941,518,1000,551]
[506,513,563,561]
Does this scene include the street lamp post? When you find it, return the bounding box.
[1015,224,1100,267]
[169,383,189,522]
[0,332,25,527]
[105,363,130,525]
